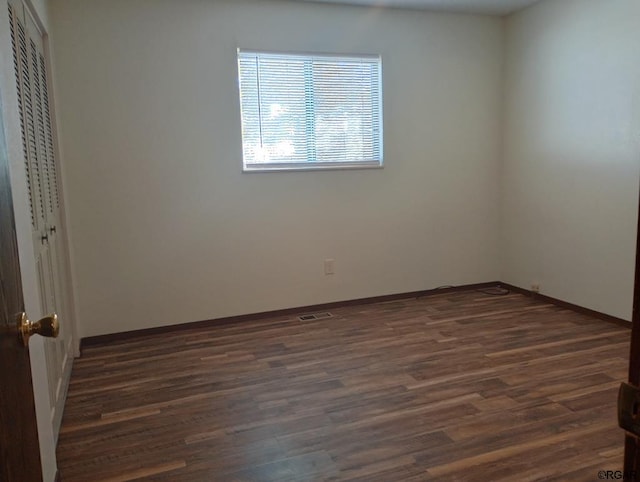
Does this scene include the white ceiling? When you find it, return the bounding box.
[294,0,542,16]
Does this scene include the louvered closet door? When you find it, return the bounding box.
[8,0,73,440]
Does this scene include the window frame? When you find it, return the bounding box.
[237,49,384,173]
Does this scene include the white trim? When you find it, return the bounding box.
[243,160,383,172]
[238,48,381,61]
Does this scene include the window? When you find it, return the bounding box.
[238,50,383,171]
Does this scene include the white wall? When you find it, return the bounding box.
[501,0,640,320]
[49,0,504,338]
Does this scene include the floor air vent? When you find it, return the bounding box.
[298,312,333,321]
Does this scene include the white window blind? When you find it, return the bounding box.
[238,50,383,171]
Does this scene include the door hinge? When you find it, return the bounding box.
[618,382,640,437]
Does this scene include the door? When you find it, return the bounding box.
[0,72,42,480]
[621,194,640,476]
[7,0,74,439]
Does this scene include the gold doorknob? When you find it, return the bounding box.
[16,312,59,346]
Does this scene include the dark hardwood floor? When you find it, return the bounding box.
[57,290,630,481]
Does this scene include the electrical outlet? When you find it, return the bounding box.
[324,259,335,275]
[531,283,540,293]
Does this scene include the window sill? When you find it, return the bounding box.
[242,161,384,173]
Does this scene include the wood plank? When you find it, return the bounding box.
[57,290,628,480]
